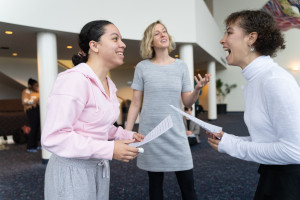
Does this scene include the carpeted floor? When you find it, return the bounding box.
[0,113,260,200]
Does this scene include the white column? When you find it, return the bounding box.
[37,32,58,164]
[207,61,217,120]
[179,44,195,116]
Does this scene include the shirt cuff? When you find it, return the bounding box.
[218,132,231,153]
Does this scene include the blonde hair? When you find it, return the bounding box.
[140,20,176,59]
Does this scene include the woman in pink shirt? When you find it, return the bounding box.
[42,20,144,200]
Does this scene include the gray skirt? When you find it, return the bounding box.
[44,154,110,200]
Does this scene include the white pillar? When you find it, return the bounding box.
[37,32,58,164]
[207,61,217,120]
[179,44,195,116]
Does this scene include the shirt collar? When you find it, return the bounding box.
[242,55,273,81]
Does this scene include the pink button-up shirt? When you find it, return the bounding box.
[42,63,133,160]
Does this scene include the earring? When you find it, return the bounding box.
[250,45,255,52]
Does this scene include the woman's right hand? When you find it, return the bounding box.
[113,140,139,162]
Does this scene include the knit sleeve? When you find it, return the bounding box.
[131,63,144,91]
[219,77,300,164]
[180,60,193,92]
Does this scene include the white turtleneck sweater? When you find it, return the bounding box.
[219,56,300,165]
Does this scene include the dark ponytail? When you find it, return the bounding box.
[72,20,113,66]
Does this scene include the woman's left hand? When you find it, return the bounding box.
[194,73,211,90]
[207,131,224,151]
[133,133,145,142]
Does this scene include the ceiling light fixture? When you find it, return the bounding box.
[12,53,18,56]
[5,31,13,35]
[175,55,179,58]
[66,46,72,49]
[290,64,300,71]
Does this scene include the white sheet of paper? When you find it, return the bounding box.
[129,115,173,148]
[169,105,222,139]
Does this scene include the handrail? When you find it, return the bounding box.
[117,95,125,101]
[57,61,72,69]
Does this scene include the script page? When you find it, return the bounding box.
[129,115,173,148]
[169,105,222,139]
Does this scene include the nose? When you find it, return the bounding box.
[161,32,167,37]
[220,35,226,45]
[120,40,126,49]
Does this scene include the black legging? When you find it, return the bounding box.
[26,105,41,149]
[148,169,197,200]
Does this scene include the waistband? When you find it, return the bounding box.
[258,164,300,174]
[51,154,110,178]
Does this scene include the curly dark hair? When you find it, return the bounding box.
[225,10,285,57]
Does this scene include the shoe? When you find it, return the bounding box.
[0,136,6,145]
[6,135,15,144]
[27,149,38,153]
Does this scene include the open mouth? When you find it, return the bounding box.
[224,48,231,55]
[117,52,124,56]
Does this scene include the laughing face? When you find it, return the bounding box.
[220,21,252,68]
[152,23,170,49]
[97,24,126,68]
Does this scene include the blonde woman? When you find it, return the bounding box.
[126,20,210,200]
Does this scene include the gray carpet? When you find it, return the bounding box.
[0,112,259,200]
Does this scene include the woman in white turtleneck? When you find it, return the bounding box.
[207,10,300,200]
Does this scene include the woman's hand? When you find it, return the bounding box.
[194,73,211,90]
[113,139,139,162]
[206,131,224,151]
[186,130,193,136]
[133,133,145,142]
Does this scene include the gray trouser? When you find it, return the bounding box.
[44,154,110,200]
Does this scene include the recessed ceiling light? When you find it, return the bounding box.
[290,64,300,71]
[12,53,18,56]
[66,46,72,49]
[5,31,13,35]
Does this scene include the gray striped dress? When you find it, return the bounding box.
[131,59,193,172]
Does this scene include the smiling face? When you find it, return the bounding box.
[152,23,170,49]
[220,21,252,68]
[93,24,126,69]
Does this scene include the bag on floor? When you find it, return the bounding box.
[13,125,29,144]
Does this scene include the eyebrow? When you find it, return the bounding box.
[111,33,122,39]
[154,28,166,33]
